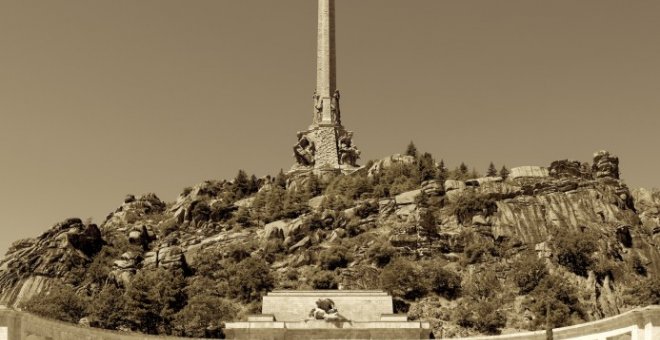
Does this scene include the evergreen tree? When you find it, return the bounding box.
[274,169,287,189]
[459,162,469,175]
[89,284,126,330]
[232,169,250,199]
[123,268,187,335]
[405,141,418,158]
[437,159,448,181]
[417,152,436,182]
[470,167,481,179]
[487,162,497,177]
[419,208,439,244]
[248,174,260,194]
[500,165,510,179]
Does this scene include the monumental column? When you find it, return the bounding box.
[292,0,359,173]
[315,0,336,125]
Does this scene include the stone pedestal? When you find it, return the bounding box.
[225,290,432,340]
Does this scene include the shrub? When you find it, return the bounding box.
[464,270,500,301]
[448,191,497,225]
[624,276,660,306]
[462,240,497,265]
[422,262,461,299]
[190,201,212,222]
[511,254,548,294]
[227,257,275,303]
[379,259,427,300]
[529,274,583,328]
[173,295,239,338]
[311,271,339,289]
[366,240,397,267]
[318,246,353,270]
[21,282,89,324]
[355,200,379,218]
[455,298,506,334]
[552,230,597,277]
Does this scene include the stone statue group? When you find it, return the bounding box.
[308,298,344,322]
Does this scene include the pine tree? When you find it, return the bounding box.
[487,162,497,177]
[89,284,126,330]
[405,141,418,158]
[459,163,469,176]
[248,174,259,194]
[232,169,250,199]
[437,159,448,181]
[419,208,438,245]
[275,169,287,189]
[417,152,436,182]
[500,165,510,179]
[123,268,187,335]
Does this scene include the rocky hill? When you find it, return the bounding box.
[1,149,659,338]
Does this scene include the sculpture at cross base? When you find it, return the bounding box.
[338,131,360,167]
[293,132,316,166]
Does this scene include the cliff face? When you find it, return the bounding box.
[0,150,658,337]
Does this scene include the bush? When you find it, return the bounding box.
[448,191,497,225]
[226,257,275,303]
[455,299,506,334]
[379,259,427,300]
[355,200,379,218]
[422,262,461,299]
[318,246,353,270]
[311,271,339,289]
[464,270,500,301]
[529,274,583,328]
[173,295,239,338]
[625,276,660,306]
[462,240,497,265]
[21,282,89,323]
[552,230,597,277]
[366,240,397,267]
[511,254,547,294]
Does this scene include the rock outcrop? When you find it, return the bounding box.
[0,218,105,306]
[0,150,658,338]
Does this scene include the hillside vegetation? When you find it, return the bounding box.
[1,145,660,338]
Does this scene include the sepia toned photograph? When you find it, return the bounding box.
[1,0,659,339]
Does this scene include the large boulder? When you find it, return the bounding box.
[395,189,422,205]
[368,154,415,177]
[444,180,466,192]
[509,166,549,180]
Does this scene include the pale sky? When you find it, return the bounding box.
[1,0,659,256]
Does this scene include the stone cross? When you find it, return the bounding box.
[293,0,359,172]
[315,0,337,125]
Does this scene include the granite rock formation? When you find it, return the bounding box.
[1,150,659,338]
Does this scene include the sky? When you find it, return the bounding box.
[1,0,659,256]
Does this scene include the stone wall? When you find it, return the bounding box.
[1,305,659,339]
[0,308,205,340]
